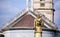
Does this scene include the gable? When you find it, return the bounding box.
[2,10,57,30]
[12,13,48,28]
[12,14,34,27]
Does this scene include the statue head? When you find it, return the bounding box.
[37,14,41,18]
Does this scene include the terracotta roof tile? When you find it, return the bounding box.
[13,14,34,27]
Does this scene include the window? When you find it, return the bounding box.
[40,3,45,7]
[0,34,4,37]
[40,0,45,1]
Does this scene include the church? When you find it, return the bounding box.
[0,0,60,37]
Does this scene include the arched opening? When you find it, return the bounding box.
[0,34,4,37]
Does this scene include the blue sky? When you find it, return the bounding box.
[0,0,60,29]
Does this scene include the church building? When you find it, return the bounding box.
[0,0,60,37]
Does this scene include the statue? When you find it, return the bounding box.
[34,14,44,37]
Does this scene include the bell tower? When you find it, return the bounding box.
[33,0,54,22]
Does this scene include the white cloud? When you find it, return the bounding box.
[0,2,20,28]
[7,5,20,13]
[0,2,20,14]
[0,15,8,18]
[0,2,20,21]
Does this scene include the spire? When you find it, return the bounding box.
[26,0,29,11]
[31,0,33,11]
[26,0,33,11]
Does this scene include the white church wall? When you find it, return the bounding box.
[3,30,57,37]
[33,0,53,9]
[37,10,53,22]
[3,30,34,37]
[45,3,53,9]
[45,0,52,2]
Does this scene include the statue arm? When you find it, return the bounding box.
[41,21,44,27]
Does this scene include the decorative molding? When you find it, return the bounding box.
[2,9,27,29]
[34,8,55,11]
[2,27,60,33]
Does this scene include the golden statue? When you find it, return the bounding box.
[34,14,44,37]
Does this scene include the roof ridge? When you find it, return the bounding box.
[2,9,27,29]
